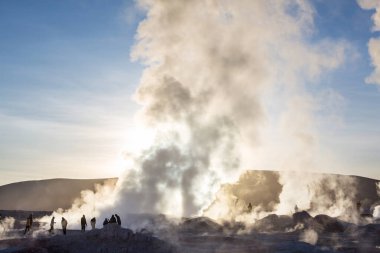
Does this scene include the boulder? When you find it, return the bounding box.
[253,214,293,232]
[312,214,344,233]
[292,211,312,225]
[180,217,222,234]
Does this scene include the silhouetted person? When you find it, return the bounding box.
[24,214,33,234]
[49,216,55,234]
[61,217,68,235]
[103,218,109,227]
[81,215,87,232]
[247,203,252,213]
[29,214,33,228]
[109,215,117,224]
[115,214,121,226]
[295,205,299,213]
[90,217,96,230]
[356,201,362,214]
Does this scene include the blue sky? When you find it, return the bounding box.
[0,0,379,185]
[0,0,144,184]
[311,0,380,178]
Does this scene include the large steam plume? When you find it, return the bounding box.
[116,0,349,218]
[44,0,356,228]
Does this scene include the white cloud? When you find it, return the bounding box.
[356,0,380,9]
[373,10,380,31]
[366,38,380,85]
[357,0,380,86]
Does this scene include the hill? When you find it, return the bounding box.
[0,171,378,214]
[205,170,380,216]
[0,178,117,211]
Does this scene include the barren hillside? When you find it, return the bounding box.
[0,178,117,211]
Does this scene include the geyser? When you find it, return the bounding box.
[46,0,354,228]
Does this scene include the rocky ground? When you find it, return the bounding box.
[0,224,175,253]
[1,213,380,253]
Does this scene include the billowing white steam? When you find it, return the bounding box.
[39,180,116,230]
[43,0,355,228]
[117,0,349,218]
[374,206,380,218]
[204,170,359,223]
[299,228,318,245]
[0,217,15,238]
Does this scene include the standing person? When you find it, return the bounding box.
[61,217,68,235]
[90,217,96,230]
[356,201,362,214]
[23,214,33,235]
[115,214,121,226]
[49,217,56,234]
[80,215,87,232]
[247,203,252,213]
[109,215,116,224]
[29,214,33,230]
[103,218,109,227]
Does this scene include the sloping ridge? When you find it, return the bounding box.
[0,171,378,213]
[0,178,117,211]
[208,170,379,214]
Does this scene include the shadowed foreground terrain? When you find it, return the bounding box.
[1,215,380,253]
[0,224,175,253]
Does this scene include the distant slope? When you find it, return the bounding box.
[206,170,380,215]
[0,171,378,214]
[0,178,117,211]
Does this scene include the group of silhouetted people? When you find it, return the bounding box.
[23,214,102,236]
[102,214,121,227]
[48,216,68,235]
[47,216,68,235]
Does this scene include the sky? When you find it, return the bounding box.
[0,0,379,186]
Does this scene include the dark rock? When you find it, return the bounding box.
[253,214,293,232]
[180,217,222,234]
[221,221,246,234]
[293,211,312,225]
[10,248,49,253]
[1,227,176,253]
[312,215,344,233]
